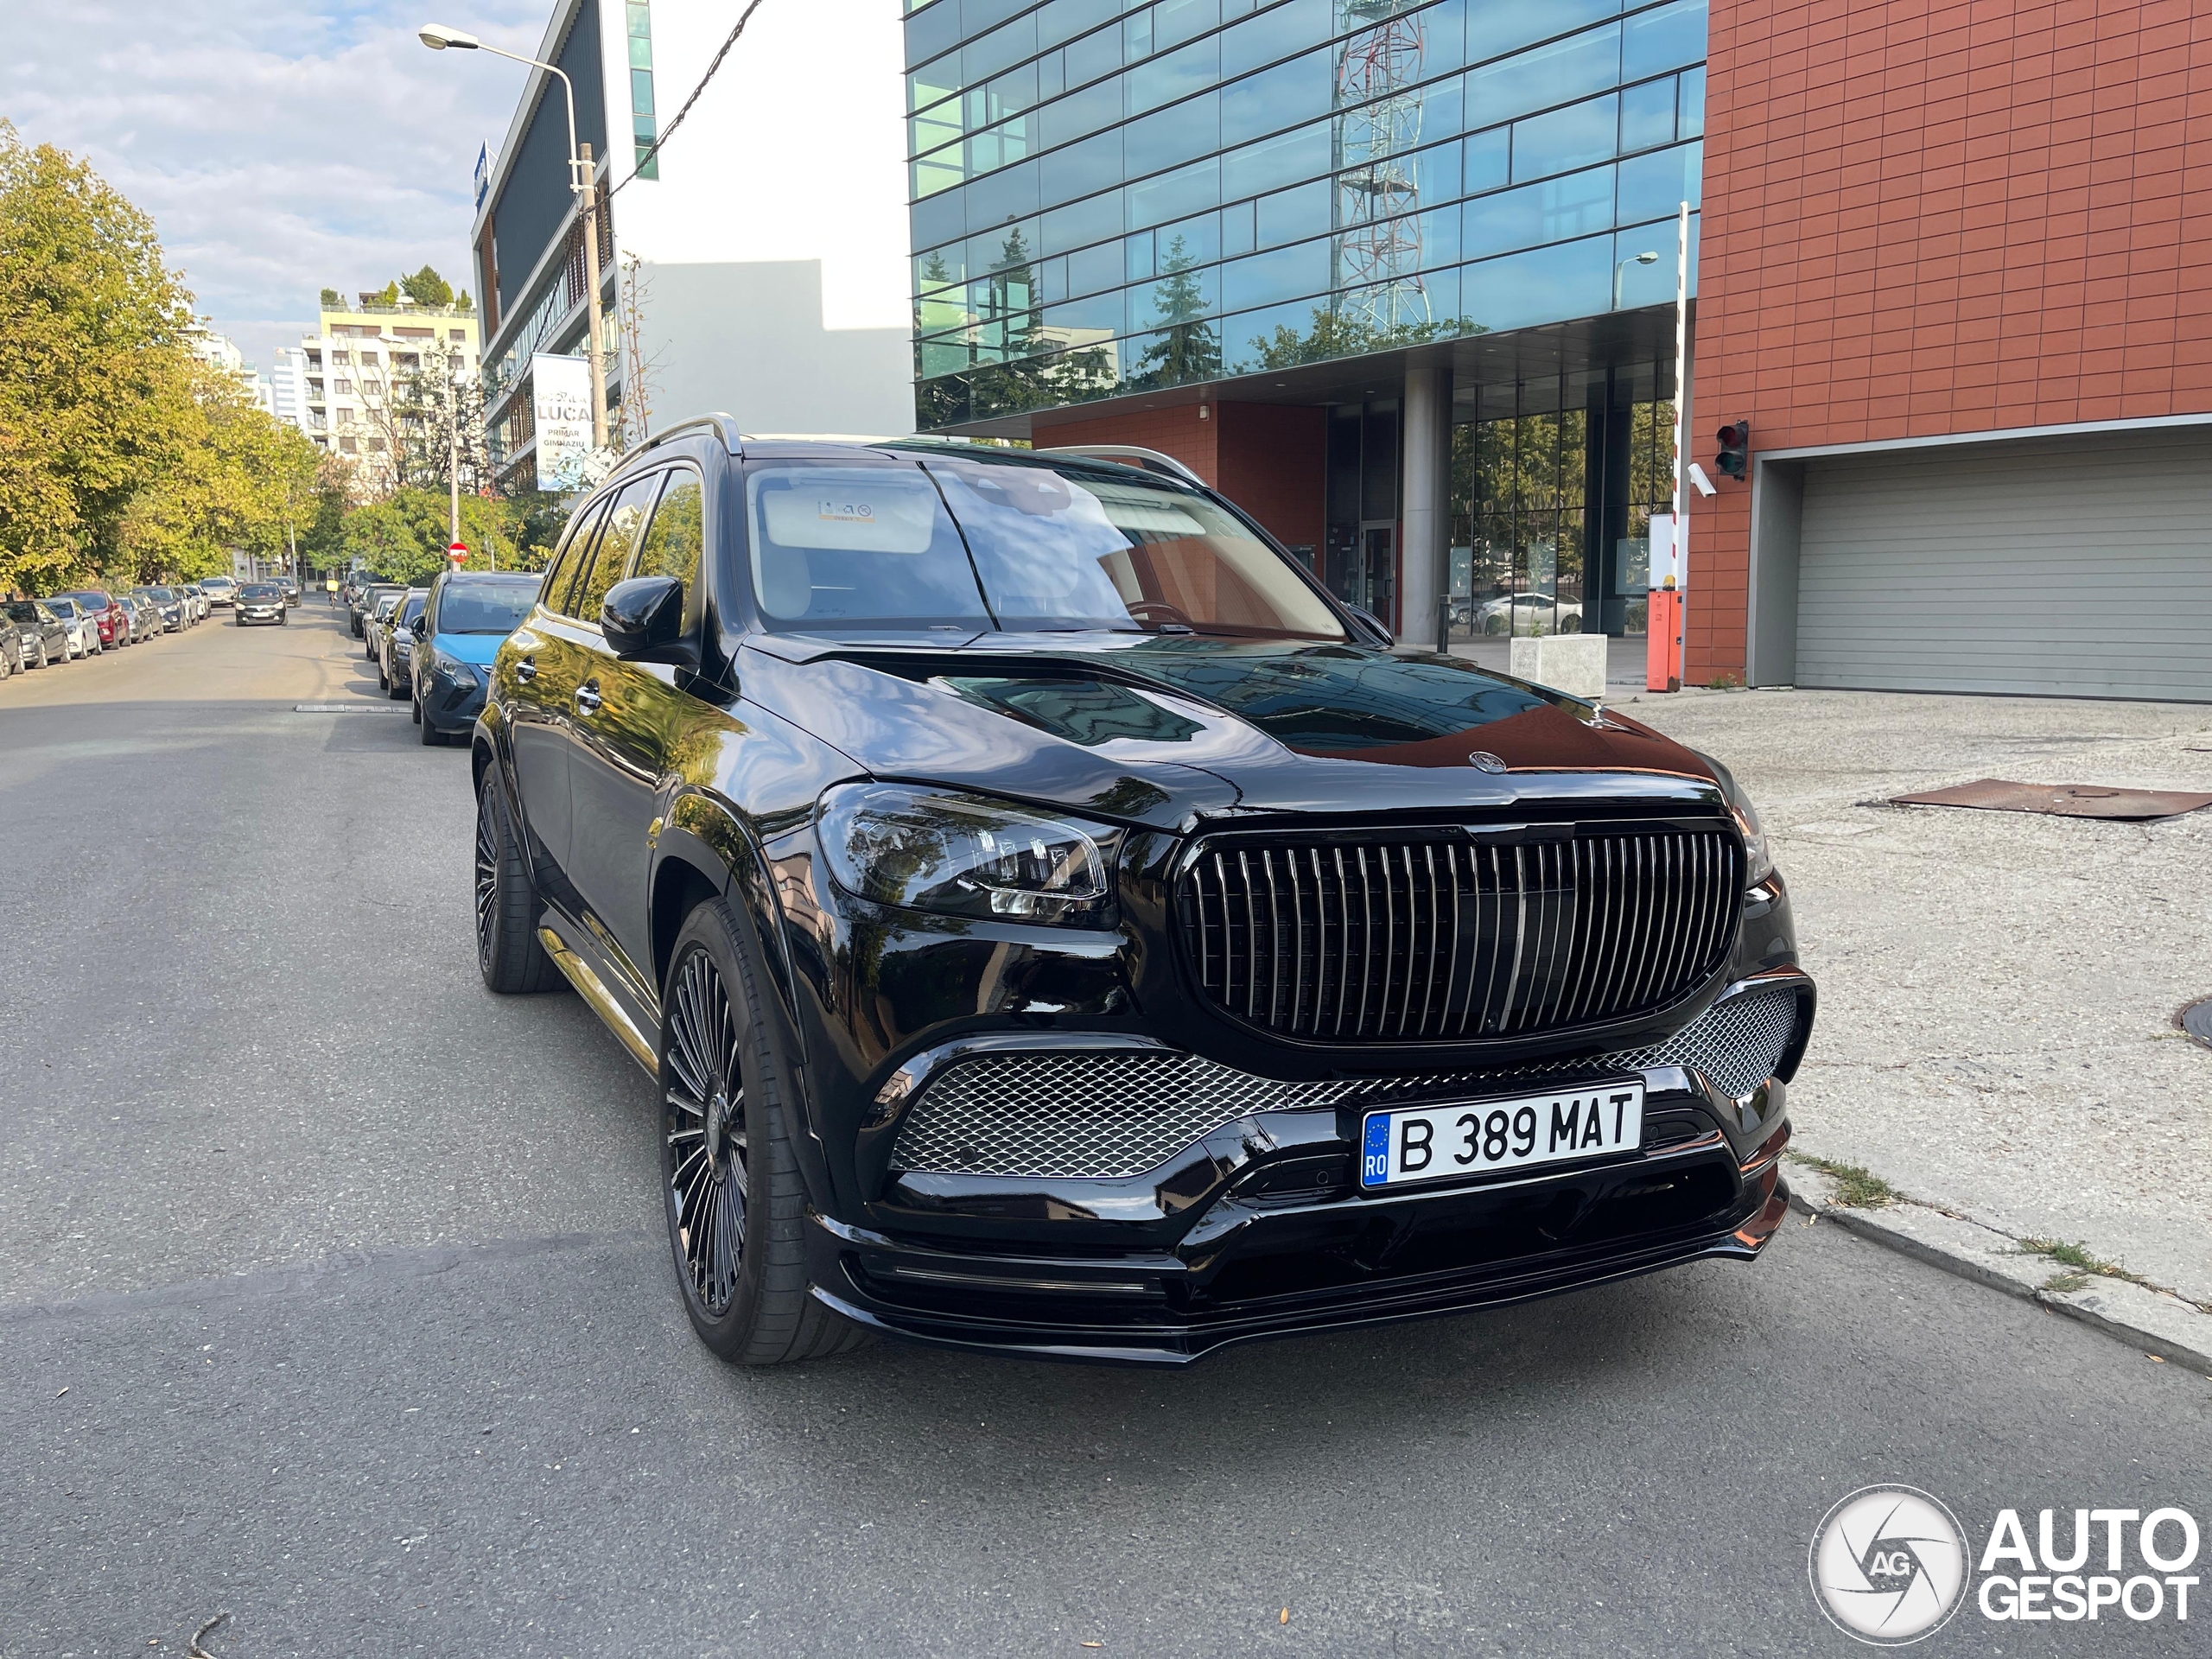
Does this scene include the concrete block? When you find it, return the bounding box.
[1507,634,1608,702]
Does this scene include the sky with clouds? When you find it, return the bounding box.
[6,0,552,373]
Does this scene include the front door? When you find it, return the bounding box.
[560,471,674,1000]
[505,501,607,895]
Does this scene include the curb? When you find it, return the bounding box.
[1785,1164,2212,1377]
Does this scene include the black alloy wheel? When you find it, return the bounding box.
[664,947,747,1319]
[472,770,561,995]
[658,900,867,1365]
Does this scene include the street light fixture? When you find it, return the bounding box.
[418,20,609,452]
[1613,250,1660,310]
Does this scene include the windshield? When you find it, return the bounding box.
[437,581,537,634]
[4,602,36,622]
[742,455,1344,640]
[397,594,427,626]
[240,584,279,599]
[46,599,78,617]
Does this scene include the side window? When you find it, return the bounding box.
[570,474,663,626]
[543,499,610,619]
[632,466,704,627]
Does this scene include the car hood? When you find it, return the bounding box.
[431,632,507,666]
[739,632,1725,831]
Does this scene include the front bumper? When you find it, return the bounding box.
[761,811,1815,1364]
[420,669,487,732]
[807,1113,1792,1365]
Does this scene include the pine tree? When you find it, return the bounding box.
[1133,235,1220,387]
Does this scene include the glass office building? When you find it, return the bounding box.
[906,0,1699,641]
[903,0,1705,645]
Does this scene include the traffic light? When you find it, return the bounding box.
[1715,421,1751,480]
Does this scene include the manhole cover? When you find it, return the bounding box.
[2183,1001,2212,1050]
[1889,779,2212,820]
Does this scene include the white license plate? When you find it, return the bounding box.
[1359,1082,1644,1192]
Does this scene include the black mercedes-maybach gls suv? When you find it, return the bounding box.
[470,419,1814,1366]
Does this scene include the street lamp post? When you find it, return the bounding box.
[419,23,609,453]
[1613,250,1659,310]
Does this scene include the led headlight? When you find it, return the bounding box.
[429,651,477,683]
[817,782,1120,925]
[1700,754,1775,887]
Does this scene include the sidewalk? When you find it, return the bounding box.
[1624,686,2212,1310]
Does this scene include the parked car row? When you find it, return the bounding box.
[0,577,282,679]
[359,568,538,742]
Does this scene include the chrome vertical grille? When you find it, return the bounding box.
[1178,826,1742,1044]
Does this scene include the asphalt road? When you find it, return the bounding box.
[4,609,2209,1657]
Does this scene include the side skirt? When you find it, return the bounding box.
[537,921,659,1078]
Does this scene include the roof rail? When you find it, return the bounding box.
[1034,443,1205,487]
[634,413,742,458]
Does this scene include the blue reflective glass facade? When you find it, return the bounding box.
[903,0,1703,429]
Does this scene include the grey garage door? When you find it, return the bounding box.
[1794,426,2212,700]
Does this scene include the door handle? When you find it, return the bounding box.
[574,682,602,715]
[513,657,537,683]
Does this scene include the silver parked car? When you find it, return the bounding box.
[39,596,103,658]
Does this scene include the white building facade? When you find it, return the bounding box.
[183,321,275,411]
[283,296,483,493]
[471,0,912,490]
[269,346,310,427]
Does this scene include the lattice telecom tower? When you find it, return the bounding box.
[1335,0,1429,332]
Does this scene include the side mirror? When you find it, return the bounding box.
[1348,606,1394,647]
[601,575,690,662]
[410,615,428,637]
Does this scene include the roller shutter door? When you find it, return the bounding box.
[1794,426,2212,700]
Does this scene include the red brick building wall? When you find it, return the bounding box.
[1033,401,1326,551]
[1688,0,2212,681]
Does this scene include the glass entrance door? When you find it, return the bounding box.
[1355,521,1396,628]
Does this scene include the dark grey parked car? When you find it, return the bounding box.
[233,582,288,626]
[3,600,71,669]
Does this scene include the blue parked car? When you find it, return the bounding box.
[410,569,540,747]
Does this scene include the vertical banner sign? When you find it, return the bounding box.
[531,353,594,493]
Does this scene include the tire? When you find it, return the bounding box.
[419,704,442,746]
[661,898,868,1366]
[377,658,388,690]
[1561,614,1584,635]
[410,692,422,725]
[387,667,404,701]
[474,768,562,995]
[35,640,48,669]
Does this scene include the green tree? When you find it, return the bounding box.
[399,264,454,308]
[320,286,341,306]
[114,365,323,582]
[967,227,1056,417]
[1131,235,1220,389]
[0,121,195,592]
[0,125,366,594]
